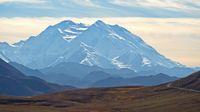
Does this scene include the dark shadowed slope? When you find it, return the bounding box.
[9,62,45,78]
[0,58,73,96]
[169,71,200,91]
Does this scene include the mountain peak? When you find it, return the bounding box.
[57,20,76,26]
[0,42,9,46]
[94,20,107,26]
[53,20,77,30]
[0,19,191,76]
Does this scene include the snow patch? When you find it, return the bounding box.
[58,28,64,34]
[63,35,77,42]
[109,33,125,40]
[142,57,151,65]
[63,35,77,39]
[112,56,131,69]
[76,27,88,31]
[64,29,80,34]
[80,42,96,66]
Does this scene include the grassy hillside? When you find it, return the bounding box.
[170,71,200,91]
[0,85,199,112]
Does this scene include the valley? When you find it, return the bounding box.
[0,71,200,112]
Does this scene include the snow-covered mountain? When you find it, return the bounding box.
[0,20,188,74]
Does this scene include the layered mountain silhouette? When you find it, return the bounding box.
[92,73,178,87]
[10,61,178,87]
[0,58,73,96]
[0,71,199,112]
[0,20,195,76]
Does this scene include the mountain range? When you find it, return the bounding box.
[0,58,73,96]
[0,18,199,111]
[10,61,178,88]
[0,20,196,77]
[91,73,178,87]
[0,71,199,112]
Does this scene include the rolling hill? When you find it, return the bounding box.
[0,71,199,112]
[168,71,200,91]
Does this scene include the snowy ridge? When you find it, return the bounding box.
[53,20,88,42]
[0,52,9,63]
[0,20,185,74]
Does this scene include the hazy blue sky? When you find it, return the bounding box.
[0,0,199,66]
[0,0,200,17]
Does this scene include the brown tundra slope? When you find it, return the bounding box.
[169,71,200,91]
[0,71,200,112]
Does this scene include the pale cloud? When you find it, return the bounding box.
[0,17,199,67]
[0,0,199,17]
[111,0,200,11]
[0,0,47,4]
[72,0,99,7]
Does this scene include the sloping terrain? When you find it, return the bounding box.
[0,71,199,112]
[0,58,73,96]
[9,62,45,78]
[0,86,199,112]
[169,71,200,91]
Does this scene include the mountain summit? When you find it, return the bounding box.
[0,20,192,76]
